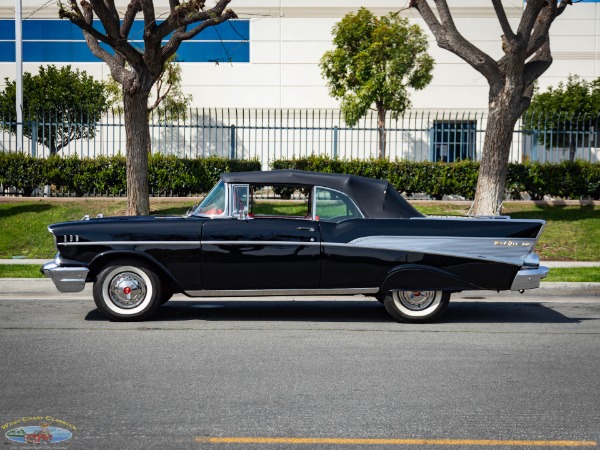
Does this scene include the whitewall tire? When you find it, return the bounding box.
[383,290,450,323]
[93,261,162,321]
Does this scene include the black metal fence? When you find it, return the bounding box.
[2,108,599,168]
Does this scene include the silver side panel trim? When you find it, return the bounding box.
[510,266,549,291]
[185,288,379,297]
[330,236,536,266]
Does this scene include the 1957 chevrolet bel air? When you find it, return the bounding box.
[42,170,548,323]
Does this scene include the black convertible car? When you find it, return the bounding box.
[42,170,548,323]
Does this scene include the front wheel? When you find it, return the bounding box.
[93,261,162,321]
[383,290,450,323]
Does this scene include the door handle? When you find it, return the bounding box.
[296,227,315,232]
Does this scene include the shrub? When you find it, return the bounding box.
[271,156,600,200]
[0,153,260,197]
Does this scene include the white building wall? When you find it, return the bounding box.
[0,1,599,111]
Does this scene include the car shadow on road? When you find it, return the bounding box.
[444,301,584,324]
[84,299,586,324]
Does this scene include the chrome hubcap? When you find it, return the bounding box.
[394,290,436,311]
[108,272,147,309]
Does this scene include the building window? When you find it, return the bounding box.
[0,19,249,63]
[432,120,476,162]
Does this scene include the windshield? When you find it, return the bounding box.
[192,181,226,217]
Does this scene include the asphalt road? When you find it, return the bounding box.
[1,287,600,450]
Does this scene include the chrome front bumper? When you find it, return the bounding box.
[510,266,549,291]
[42,261,89,293]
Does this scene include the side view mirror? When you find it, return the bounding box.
[238,206,250,220]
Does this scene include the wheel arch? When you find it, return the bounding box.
[88,250,182,292]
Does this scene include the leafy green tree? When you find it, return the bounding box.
[0,65,109,155]
[320,8,434,159]
[524,75,600,161]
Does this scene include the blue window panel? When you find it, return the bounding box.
[1,18,249,43]
[187,20,250,41]
[0,42,16,61]
[18,41,248,63]
[176,41,249,63]
[24,19,80,40]
[0,18,249,63]
[0,20,16,39]
[22,42,113,62]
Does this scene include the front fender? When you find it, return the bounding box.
[381,264,478,293]
[88,250,184,291]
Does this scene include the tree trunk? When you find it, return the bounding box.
[569,139,577,162]
[124,90,151,216]
[469,90,520,216]
[377,105,387,160]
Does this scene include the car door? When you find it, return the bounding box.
[314,187,407,289]
[201,217,321,291]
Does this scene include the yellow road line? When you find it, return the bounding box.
[195,436,597,446]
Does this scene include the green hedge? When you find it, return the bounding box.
[2,152,598,199]
[272,155,600,200]
[0,153,260,196]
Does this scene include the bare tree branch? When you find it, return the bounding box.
[155,0,231,40]
[409,0,501,85]
[162,9,237,61]
[525,0,571,58]
[516,0,546,38]
[88,0,120,40]
[523,39,553,90]
[121,0,141,40]
[491,0,515,43]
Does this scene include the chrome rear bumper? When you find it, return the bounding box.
[42,261,89,293]
[510,266,549,291]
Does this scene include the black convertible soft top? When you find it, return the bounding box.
[221,169,423,219]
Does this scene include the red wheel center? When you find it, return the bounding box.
[123,287,132,295]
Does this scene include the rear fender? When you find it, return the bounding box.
[381,264,478,293]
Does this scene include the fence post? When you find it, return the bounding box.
[333,125,338,159]
[230,124,236,159]
[31,121,37,157]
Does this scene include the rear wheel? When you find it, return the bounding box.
[93,261,162,321]
[383,290,450,323]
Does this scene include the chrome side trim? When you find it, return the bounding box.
[42,262,89,293]
[58,241,201,246]
[185,287,379,297]
[203,241,320,246]
[510,266,549,291]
